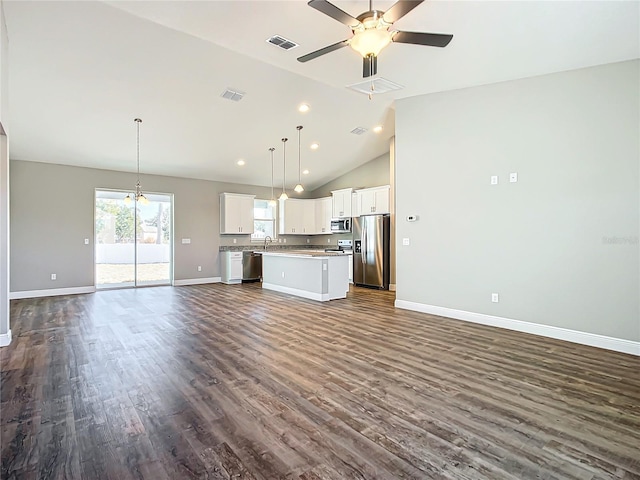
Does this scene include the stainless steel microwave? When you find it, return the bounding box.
[330,218,351,233]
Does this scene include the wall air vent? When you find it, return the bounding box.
[347,77,404,96]
[266,35,299,51]
[220,88,245,102]
[350,127,367,135]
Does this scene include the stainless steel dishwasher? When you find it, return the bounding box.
[242,251,262,282]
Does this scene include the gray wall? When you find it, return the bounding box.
[9,161,315,292]
[395,60,639,342]
[0,0,9,340]
[309,152,390,198]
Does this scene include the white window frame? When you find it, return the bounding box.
[251,198,277,242]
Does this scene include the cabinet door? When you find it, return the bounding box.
[238,195,255,233]
[315,197,332,234]
[279,199,304,234]
[302,200,316,234]
[331,189,352,218]
[221,193,255,234]
[351,192,359,218]
[373,186,390,214]
[358,189,376,215]
[230,256,243,280]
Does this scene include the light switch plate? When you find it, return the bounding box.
[84,238,89,245]
[510,172,518,183]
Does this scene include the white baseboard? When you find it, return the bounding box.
[173,277,221,287]
[395,300,640,357]
[262,283,342,302]
[10,286,96,300]
[0,329,11,347]
[389,284,397,291]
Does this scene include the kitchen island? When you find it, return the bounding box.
[261,251,349,301]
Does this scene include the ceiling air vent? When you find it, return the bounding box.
[347,77,404,96]
[350,127,367,135]
[220,88,245,102]
[266,35,299,51]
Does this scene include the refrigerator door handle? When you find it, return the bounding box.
[361,225,366,263]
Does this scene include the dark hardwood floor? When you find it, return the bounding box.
[1,284,639,479]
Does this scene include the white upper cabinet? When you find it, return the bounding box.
[331,188,353,218]
[220,193,255,234]
[315,197,333,234]
[356,185,390,215]
[279,198,317,235]
[351,192,359,218]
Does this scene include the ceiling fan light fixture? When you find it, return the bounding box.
[350,19,393,57]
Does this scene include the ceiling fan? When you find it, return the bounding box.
[297,0,453,78]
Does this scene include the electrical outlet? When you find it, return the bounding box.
[328,238,331,244]
[197,266,202,272]
[233,238,236,244]
[84,238,89,245]
[307,239,310,244]
[402,238,410,246]
[510,172,518,183]
[284,238,287,243]
[491,176,498,185]
[492,293,499,303]
[51,274,57,280]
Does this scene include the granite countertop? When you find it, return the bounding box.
[219,245,332,252]
[262,250,348,257]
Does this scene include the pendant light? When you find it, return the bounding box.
[124,118,149,205]
[268,147,277,207]
[279,138,289,201]
[294,125,304,193]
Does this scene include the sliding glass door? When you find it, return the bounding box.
[95,190,172,288]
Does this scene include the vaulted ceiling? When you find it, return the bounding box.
[4,1,639,190]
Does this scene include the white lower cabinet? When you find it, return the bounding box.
[221,251,243,284]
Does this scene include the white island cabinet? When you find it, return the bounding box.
[262,251,349,301]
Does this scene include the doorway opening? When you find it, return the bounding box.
[95,190,173,289]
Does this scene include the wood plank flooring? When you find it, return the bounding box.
[1,283,639,479]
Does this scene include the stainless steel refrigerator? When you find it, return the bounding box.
[353,214,390,290]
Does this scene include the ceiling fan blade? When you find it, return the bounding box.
[307,0,361,28]
[393,31,453,48]
[382,0,424,24]
[297,39,351,63]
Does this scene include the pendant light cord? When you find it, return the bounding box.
[269,147,275,200]
[297,125,302,184]
[281,138,288,194]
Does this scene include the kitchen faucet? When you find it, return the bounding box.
[263,236,272,250]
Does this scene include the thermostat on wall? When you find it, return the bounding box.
[406,215,419,222]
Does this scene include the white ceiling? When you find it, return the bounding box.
[4,1,639,191]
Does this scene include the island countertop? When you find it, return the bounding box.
[261,250,347,258]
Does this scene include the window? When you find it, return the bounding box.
[252,199,276,241]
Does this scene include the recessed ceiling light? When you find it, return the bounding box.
[302,169,310,175]
[373,125,383,133]
[310,143,319,150]
[298,103,310,113]
[237,160,245,166]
